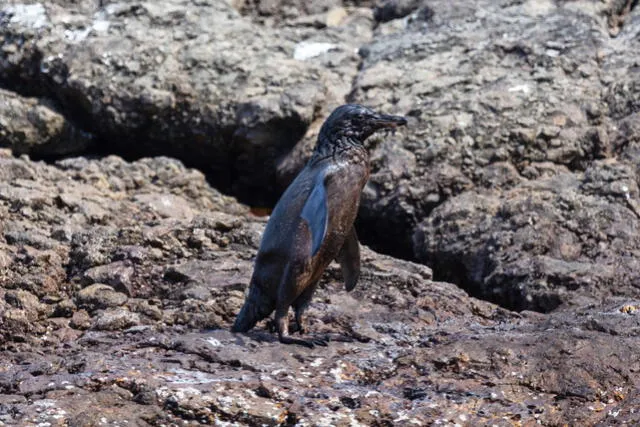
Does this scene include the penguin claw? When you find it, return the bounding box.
[278,334,328,348]
[300,340,316,349]
[311,337,328,346]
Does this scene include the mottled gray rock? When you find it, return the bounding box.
[92,307,141,331]
[69,309,91,330]
[76,284,128,310]
[414,161,640,311]
[4,289,49,318]
[1,0,640,424]
[373,0,426,23]
[0,0,369,205]
[0,89,93,156]
[348,0,619,258]
[83,261,135,296]
[0,149,636,424]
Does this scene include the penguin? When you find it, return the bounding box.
[232,104,407,347]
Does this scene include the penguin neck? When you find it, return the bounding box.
[312,134,367,162]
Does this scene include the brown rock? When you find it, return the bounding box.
[69,310,92,330]
[92,308,141,331]
[76,284,128,311]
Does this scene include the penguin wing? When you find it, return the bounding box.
[300,173,328,257]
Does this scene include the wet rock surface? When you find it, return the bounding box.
[1,0,640,424]
[0,152,636,424]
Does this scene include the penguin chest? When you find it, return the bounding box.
[321,160,369,253]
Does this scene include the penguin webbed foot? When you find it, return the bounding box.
[266,319,306,335]
[278,334,328,348]
[289,322,306,335]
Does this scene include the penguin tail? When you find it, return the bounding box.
[231,285,273,333]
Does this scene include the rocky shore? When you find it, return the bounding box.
[1,0,640,425]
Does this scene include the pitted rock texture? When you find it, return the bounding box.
[0,88,93,156]
[414,160,640,311]
[4,0,640,312]
[346,0,640,311]
[0,152,638,425]
[2,1,640,423]
[0,0,371,206]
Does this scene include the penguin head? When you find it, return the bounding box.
[319,104,407,143]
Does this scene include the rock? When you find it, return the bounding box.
[132,194,195,221]
[0,0,367,206]
[52,298,76,317]
[237,0,349,20]
[69,310,91,330]
[0,0,640,424]
[414,161,640,311]
[342,0,625,260]
[0,89,94,156]
[4,289,49,319]
[92,308,141,331]
[1,308,32,338]
[126,299,163,321]
[164,258,252,294]
[83,262,135,296]
[180,285,212,302]
[0,147,634,424]
[374,0,425,23]
[76,284,128,311]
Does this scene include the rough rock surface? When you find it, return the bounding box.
[415,160,640,311]
[0,152,636,424]
[347,0,640,310]
[2,0,640,424]
[4,0,640,310]
[0,88,93,156]
[0,0,370,206]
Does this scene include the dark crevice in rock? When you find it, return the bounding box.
[355,214,417,261]
[0,76,309,208]
[426,255,564,313]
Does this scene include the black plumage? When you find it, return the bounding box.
[232,104,407,347]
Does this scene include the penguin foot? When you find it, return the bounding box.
[267,319,306,335]
[279,334,327,348]
[289,322,306,335]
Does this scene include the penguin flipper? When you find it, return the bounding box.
[337,226,360,291]
[300,176,328,257]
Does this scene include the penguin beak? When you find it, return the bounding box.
[370,114,408,129]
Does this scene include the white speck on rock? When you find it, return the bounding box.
[508,84,530,93]
[175,387,201,400]
[329,365,343,383]
[207,337,222,347]
[6,4,48,29]
[293,42,337,61]
[217,395,233,406]
[34,400,56,408]
[92,19,110,32]
[64,28,91,43]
